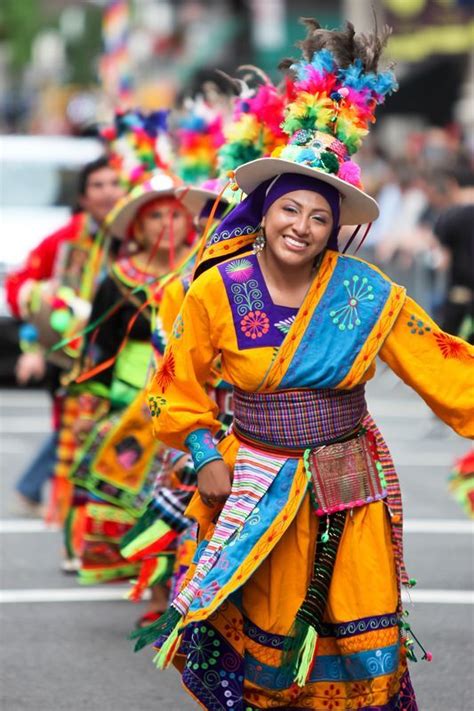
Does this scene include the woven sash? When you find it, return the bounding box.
[233,385,367,451]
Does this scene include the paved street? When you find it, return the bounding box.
[1,370,473,710]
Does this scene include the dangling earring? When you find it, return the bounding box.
[253,226,266,254]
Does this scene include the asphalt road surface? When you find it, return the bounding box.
[1,368,473,711]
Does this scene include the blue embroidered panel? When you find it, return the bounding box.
[279,256,392,389]
[185,428,222,473]
[244,612,399,649]
[246,643,400,689]
[187,457,299,615]
[218,254,297,350]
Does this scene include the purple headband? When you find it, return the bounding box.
[198,172,342,277]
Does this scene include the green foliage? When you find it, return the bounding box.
[0,0,44,71]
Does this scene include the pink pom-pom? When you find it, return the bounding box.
[339,87,349,98]
[424,651,433,662]
[338,160,361,187]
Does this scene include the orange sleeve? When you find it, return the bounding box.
[379,296,474,438]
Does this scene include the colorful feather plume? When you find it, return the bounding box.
[174,97,225,185]
[101,109,173,190]
[217,79,288,175]
[276,18,398,187]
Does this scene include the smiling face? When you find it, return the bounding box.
[135,196,191,252]
[262,189,334,270]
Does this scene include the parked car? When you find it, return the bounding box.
[0,134,103,383]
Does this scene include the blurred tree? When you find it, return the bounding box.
[0,0,45,72]
[64,4,103,85]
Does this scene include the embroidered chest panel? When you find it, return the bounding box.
[279,256,394,389]
[218,255,297,350]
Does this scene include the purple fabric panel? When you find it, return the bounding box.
[217,253,297,350]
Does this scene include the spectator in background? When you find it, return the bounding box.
[433,166,474,343]
[6,157,124,514]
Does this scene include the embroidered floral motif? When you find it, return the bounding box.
[434,331,472,360]
[322,683,342,709]
[186,624,221,671]
[172,314,184,339]
[225,258,254,283]
[223,615,244,643]
[274,315,296,334]
[330,275,375,331]
[240,310,270,339]
[155,348,175,393]
[231,279,264,317]
[407,314,431,335]
[148,395,167,417]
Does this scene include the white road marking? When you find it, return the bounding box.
[0,417,51,434]
[403,519,474,534]
[0,587,139,603]
[0,520,60,533]
[1,518,472,534]
[0,587,471,604]
[402,589,474,605]
[0,398,49,409]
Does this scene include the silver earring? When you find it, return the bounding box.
[253,227,266,254]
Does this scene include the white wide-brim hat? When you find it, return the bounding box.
[106,172,182,239]
[175,186,221,217]
[235,158,379,226]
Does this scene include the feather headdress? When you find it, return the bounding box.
[101,109,174,190]
[217,68,289,175]
[173,97,225,185]
[275,18,397,188]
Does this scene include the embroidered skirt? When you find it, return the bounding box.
[158,415,417,710]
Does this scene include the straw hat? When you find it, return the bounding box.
[106,172,182,239]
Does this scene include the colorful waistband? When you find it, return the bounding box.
[233,385,367,452]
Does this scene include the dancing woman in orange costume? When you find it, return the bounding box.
[137,21,474,710]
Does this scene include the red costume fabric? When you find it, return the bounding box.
[5,212,87,318]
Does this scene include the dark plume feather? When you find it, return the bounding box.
[278,57,297,72]
[214,69,247,96]
[353,24,392,72]
[281,17,392,75]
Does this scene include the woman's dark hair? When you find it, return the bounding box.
[77,156,111,196]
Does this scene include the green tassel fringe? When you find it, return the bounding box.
[120,506,159,551]
[281,617,318,686]
[152,619,182,669]
[129,605,182,652]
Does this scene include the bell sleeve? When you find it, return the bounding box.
[147,278,223,468]
[379,295,474,438]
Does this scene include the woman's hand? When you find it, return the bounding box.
[197,459,232,508]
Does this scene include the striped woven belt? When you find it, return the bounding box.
[233,385,367,454]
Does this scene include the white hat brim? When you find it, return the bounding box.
[175,187,222,216]
[107,174,180,239]
[235,158,379,226]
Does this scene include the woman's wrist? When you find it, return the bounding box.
[185,428,223,473]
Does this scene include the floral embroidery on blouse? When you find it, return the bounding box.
[434,331,473,360]
[155,348,176,393]
[274,315,296,334]
[330,275,375,331]
[225,258,254,283]
[148,394,167,417]
[172,314,184,339]
[240,310,270,339]
[407,314,431,335]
